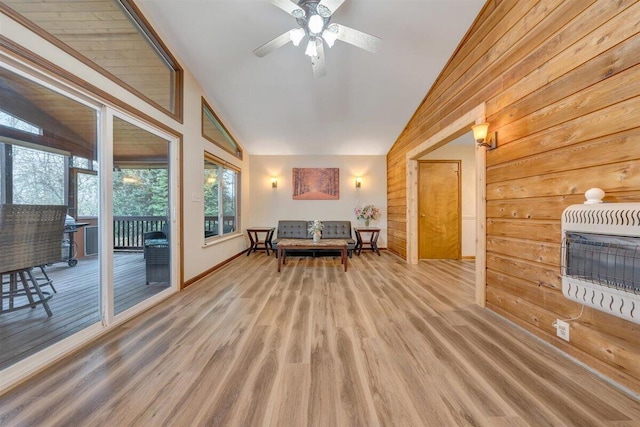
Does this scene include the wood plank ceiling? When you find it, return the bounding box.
[0,0,174,163]
[2,0,173,112]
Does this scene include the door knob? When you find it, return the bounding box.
[420,214,425,217]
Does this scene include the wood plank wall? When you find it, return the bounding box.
[387,0,640,393]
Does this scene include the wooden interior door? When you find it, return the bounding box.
[418,161,461,259]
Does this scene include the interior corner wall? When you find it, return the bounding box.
[386,1,640,393]
[132,1,252,282]
[179,70,249,281]
[248,155,387,247]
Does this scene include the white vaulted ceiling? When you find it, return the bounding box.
[138,0,484,155]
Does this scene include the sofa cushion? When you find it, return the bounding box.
[322,221,352,239]
[275,220,311,239]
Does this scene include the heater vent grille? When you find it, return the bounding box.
[562,279,638,323]
[561,203,640,324]
[563,208,640,227]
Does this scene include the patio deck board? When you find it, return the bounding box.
[0,252,168,370]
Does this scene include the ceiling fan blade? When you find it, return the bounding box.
[317,0,346,17]
[253,31,292,57]
[335,24,381,53]
[271,0,305,18]
[311,43,326,78]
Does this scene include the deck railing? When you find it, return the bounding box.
[113,216,166,249]
[113,216,236,249]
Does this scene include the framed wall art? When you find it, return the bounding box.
[292,168,339,200]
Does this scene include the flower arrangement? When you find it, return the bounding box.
[308,220,324,235]
[354,204,380,227]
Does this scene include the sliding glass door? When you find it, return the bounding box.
[0,61,179,388]
[0,63,101,371]
[111,115,173,316]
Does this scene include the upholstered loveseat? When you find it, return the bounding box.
[272,220,356,257]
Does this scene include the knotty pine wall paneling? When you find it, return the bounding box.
[387,0,640,393]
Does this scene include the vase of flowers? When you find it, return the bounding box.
[354,204,380,227]
[308,220,323,243]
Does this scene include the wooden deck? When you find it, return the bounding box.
[0,252,169,371]
[1,253,640,426]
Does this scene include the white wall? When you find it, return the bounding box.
[249,155,387,247]
[179,71,249,280]
[134,4,251,281]
[421,133,476,257]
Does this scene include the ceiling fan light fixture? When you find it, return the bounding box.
[289,28,305,46]
[322,24,338,47]
[291,9,305,19]
[255,0,381,77]
[317,4,331,17]
[305,37,318,57]
[308,14,324,34]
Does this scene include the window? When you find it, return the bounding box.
[202,99,243,159]
[73,156,99,217]
[76,172,98,217]
[11,145,65,205]
[0,110,42,135]
[71,156,98,171]
[204,153,240,239]
[1,0,182,117]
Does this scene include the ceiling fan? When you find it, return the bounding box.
[253,0,381,77]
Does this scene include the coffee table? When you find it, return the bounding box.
[276,238,348,272]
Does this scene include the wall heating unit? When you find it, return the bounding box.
[562,201,640,324]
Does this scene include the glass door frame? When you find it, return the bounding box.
[0,53,181,393]
[100,108,180,326]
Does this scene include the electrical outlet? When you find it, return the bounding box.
[556,319,570,342]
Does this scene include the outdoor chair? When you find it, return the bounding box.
[143,230,168,258]
[0,204,67,317]
[145,243,169,284]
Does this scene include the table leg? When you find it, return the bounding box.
[247,231,256,256]
[343,248,348,272]
[371,231,381,256]
[277,247,282,272]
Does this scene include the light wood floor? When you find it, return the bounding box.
[1,252,640,426]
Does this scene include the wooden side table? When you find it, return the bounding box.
[354,227,381,256]
[246,227,275,256]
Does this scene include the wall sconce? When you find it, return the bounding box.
[355,177,362,188]
[271,177,278,188]
[472,123,497,149]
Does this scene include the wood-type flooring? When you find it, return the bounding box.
[1,252,640,426]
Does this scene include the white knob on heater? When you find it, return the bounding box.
[584,188,605,204]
